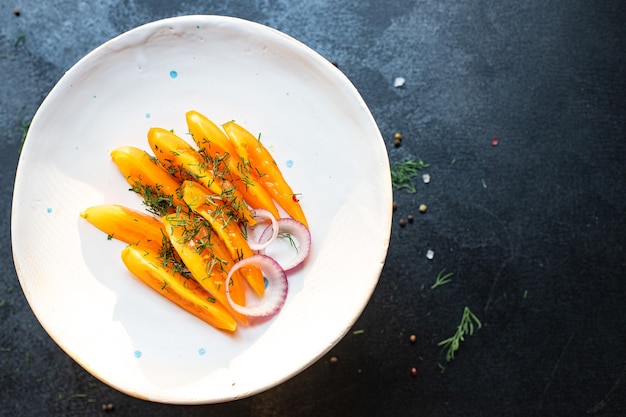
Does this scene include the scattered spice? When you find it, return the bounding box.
[101,402,115,412]
[13,8,20,16]
[394,77,406,87]
[438,306,482,362]
[410,367,418,377]
[409,334,417,344]
[330,356,338,364]
[491,136,499,146]
[426,249,434,260]
[422,173,431,184]
[352,329,365,335]
[392,201,398,212]
[390,159,429,193]
[419,204,427,214]
[407,214,414,223]
[399,218,406,227]
[393,132,402,147]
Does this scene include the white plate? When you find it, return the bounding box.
[11,15,391,404]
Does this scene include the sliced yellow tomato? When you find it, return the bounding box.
[121,246,237,332]
[182,180,265,297]
[80,204,165,254]
[186,110,280,219]
[162,211,248,325]
[222,121,308,227]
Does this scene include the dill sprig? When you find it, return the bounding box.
[278,232,298,252]
[390,159,429,193]
[431,269,453,289]
[438,306,482,362]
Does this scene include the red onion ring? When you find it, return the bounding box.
[258,218,311,273]
[245,209,279,251]
[225,255,288,318]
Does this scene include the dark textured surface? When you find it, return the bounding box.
[2,1,625,416]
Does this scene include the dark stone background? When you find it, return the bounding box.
[1,1,625,416]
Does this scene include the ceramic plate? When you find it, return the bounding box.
[11,15,391,404]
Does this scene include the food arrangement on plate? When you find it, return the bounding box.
[11,15,391,403]
[81,110,311,332]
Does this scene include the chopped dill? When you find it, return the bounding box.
[131,181,175,217]
[390,159,429,193]
[431,269,453,289]
[438,306,482,362]
[279,232,298,252]
[14,33,25,48]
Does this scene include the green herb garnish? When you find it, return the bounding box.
[431,269,453,289]
[438,306,482,361]
[390,159,429,193]
[278,232,298,252]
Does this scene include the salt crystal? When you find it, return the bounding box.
[394,77,406,87]
[426,249,434,260]
[422,173,431,184]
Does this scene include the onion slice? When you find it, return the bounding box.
[258,218,311,273]
[246,209,279,251]
[225,255,288,318]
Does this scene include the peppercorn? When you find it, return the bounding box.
[409,334,417,344]
[399,218,406,227]
[410,367,418,377]
[330,356,338,364]
[13,8,20,16]
[392,201,398,212]
[393,132,402,147]
[407,214,414,223]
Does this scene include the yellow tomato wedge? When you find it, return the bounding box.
[110,146,184,211]
[162,212,248,325]
[121,246,237,332]
[182,180,266,297]
[186,110,280,219]
[80,204,165,254]
[222,121,309,227]
[147,127,254,224]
